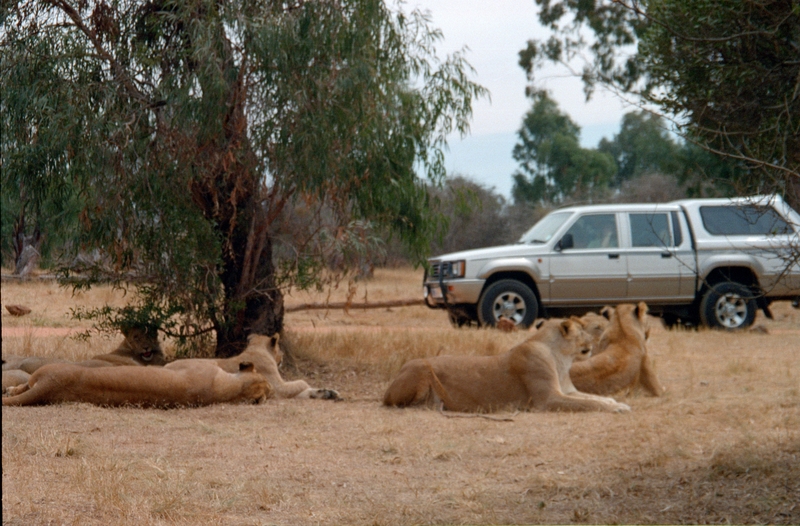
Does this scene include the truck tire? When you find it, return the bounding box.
[699,282,757,330]
[478,280,538,328]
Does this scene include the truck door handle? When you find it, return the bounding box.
[661,252,672,258]
[608,254,620,259]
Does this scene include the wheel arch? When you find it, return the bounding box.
[700,266,760,293]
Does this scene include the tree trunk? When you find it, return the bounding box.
[14,242,41,278]
[213,198,285,358]
[12,210,41,278]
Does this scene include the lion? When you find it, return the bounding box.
[3,360,269,408]
[576,308,613,350]
[2,368,30,392]
[170,334,340,400]
[383,318,631,413]
[2,326,165,375]
[569,302,664,397]
[76,326,166,367]
[2,355,68,374]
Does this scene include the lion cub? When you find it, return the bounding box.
[3,360,269,408]
[383,318,630,413]
[570,302,664,396]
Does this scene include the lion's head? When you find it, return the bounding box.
[115,326,166,366]
[533,318,594,363]
[608,302,649,344]
[246,333,282,365]
[577,310,612,345]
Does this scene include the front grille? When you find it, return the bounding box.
[430,261,461,279]
[430,262,441,279]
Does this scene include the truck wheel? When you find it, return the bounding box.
[478,280,538,328]
[699,282,757,330]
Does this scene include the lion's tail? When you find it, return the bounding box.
[422,360,457,410]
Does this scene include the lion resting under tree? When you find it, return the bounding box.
[162,334,340,400]
[570,302,664,397]
[2,360,269,407]
[2,326,166,375]
[212,334,340,400]
[383,318,630,413]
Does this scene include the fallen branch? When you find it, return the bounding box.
[285,298,424,313]
[438,407,518,422]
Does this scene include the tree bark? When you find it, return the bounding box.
[12,209,41,278]
[215,218,285,358]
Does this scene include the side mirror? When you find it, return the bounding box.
[557,233,574,251]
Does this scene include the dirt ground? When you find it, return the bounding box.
[2,269,799,525]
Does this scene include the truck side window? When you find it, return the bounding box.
[564,214,618,249]
[700,206,792,236]
[630,213,671,248]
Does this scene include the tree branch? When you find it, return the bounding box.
[47,0,152,106]
[285,298,424,313]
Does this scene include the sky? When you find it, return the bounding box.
[410,0,633,200]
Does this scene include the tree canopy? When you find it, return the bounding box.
[519,0,800,208]
[597,111,681,186]
[511,90,616,205]
[1,0,485,355]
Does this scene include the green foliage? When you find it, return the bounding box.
[520,0,800,208]
[639,0,799,203]
[1,1,485,350]
[428,177,520,253]
[511,90,616,205]
[597,111,682,186]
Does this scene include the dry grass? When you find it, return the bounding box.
[3,268,800,525]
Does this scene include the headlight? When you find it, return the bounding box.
[443,260,465,278]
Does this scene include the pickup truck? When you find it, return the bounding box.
[423,195,800,330]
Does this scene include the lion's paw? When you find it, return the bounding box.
[310,388,341,401]
[613,402,631,413]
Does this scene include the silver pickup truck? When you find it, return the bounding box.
[423,195,800,330]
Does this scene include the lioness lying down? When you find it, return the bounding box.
[172,334,340,400]
[383,318,630,413]
[2,368,30,392]
[2,360,269,407]
[570,302,664,397]
[2,326,165,375]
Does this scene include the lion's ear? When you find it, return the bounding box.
[559,320,573,336]
[600,306,613,320]
[534,319,546,330]
[636,302,648,320]
[270,334,280,348]
[238,361,255,372]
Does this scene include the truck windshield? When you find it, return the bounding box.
[518,212,572,244]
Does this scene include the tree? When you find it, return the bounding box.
[597,111,682,187]
[1,1,485,356]
[519,0,800,209]
[511,90,616,205]
[429,176,517,254]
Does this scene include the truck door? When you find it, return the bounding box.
[549,213,628,304]
[624,211,690,301]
